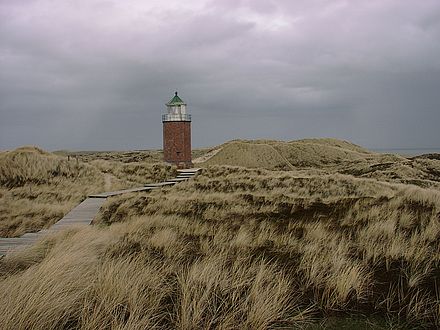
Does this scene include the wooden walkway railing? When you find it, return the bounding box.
[0,168,201,256]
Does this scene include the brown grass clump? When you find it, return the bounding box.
[56,148,210,164]
[0,220,308,329]
[1,162,439,328]
[1,140,439,328]
[54,149,164,163]
[0,146,175,237]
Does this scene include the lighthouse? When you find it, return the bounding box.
[162,92,192,168]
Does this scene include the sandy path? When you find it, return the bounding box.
[193,147,222,164]
[104,173,112,191]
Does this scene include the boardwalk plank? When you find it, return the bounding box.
[1,171,200,256]
[166,178,189,182]
[145,182,175,187]
[89,187,156,198]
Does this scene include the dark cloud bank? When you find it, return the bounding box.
[1,0,440,150]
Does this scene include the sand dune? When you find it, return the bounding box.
[203,138,404,169]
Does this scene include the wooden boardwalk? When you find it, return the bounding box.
[89,186,157,198]
[50,198,106,230]
[0,168,201,257]
[0,198,107,256]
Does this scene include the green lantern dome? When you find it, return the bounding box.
[166,92,186,106]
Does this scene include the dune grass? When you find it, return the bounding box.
[0,146,175,237]
[204,140,440,190]
[0,140,439,328]
[1,162,439,328]
[203,139,405,169]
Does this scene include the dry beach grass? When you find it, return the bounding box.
[0,146,174,237]
[0,140,439,328]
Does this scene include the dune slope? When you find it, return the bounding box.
[203,138,404,169]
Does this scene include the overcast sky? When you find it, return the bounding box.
[1,0,440,151]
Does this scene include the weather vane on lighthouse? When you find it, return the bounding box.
[162,91,192,168]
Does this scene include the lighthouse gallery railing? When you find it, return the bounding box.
[162,114,191,122]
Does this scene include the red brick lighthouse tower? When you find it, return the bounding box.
[162,92,192,168]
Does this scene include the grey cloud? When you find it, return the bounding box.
[1,0,440,151]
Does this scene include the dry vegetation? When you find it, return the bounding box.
[203,138,404,169]
[204,139,440,190]
[55,148,210,164]
[0,140,440,329]
[54,149,164,163]
[0,146,175,237]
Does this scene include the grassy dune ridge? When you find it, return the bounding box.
[0,140,439,328]
[205,139,440,190]
[204,139,404,169]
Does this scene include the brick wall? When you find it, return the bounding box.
[163,121,192,167]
